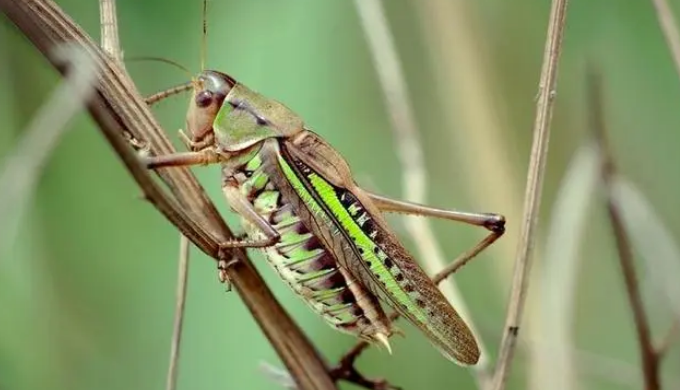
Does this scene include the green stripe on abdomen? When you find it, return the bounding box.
[277,154,429,325]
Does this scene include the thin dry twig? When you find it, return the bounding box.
[592,72,660,390]
[650,0,680,80]
[325,313,400,389]
[528,69,609,390]
[260,345,402,390]
[166,234,190,390]
[0,1,336,389]
[329,343,401,390]
[0,44,97,257]
[600,146,659,390]
[529,141,600,390]
[491,1,570,389]
[260,347,403,390]
[351,0,490,386]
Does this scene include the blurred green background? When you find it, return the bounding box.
[2,0,680,389]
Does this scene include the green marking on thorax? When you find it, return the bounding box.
[213,84,303,151]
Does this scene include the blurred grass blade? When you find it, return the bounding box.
[529,141,600,390]
[650,0,680,81]
[0,44,97,258]
[522,334,680,387]
[354,0,490,376]
[259,362,298,390]
[610,177,680,323]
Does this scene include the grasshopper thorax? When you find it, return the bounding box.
[187,70,305,154]
[186,70,236,150]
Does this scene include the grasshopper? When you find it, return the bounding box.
[143,69,505,365]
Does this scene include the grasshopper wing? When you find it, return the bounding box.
[278,131,480,365]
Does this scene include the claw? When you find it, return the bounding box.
[217,258,238,291]
[375,332,392,355]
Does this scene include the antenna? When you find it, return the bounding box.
[145,82,194,106]
[201,0,208,71]
[127,56,194,80]
[127,56,195,106]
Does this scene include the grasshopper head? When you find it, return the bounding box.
[186,70,236,148]
[188,70,306,153]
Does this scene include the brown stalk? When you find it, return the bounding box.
[98,0,191,385]
[0,1,336,389]
[97,3,189,388]
[329,339,401,390]
[490,0,570,389]
[98,0,121,64]
[590,71,660,390]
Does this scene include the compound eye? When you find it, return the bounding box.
[195,90,213,108]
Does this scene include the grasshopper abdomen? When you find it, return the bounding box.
[231,151,393,345]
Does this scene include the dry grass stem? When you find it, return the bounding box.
[97,3,192,385]
[601,167,659,390]
[99,0,121,63]
[491,1,570,389]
